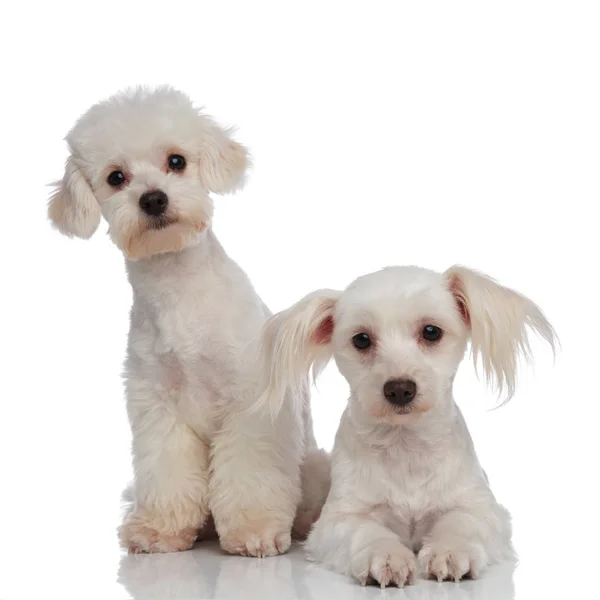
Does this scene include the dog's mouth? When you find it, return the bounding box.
[147,215,177,231]
[122,217,208,260]
[365,392,435,425]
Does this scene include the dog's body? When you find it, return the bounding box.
[307,393,512,586]
[123,231,313,556]
[259,266,555,585]
[48,87,329,556]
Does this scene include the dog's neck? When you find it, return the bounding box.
[125,227,228,307]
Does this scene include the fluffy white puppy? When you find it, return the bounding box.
[259,265,555,586]
[48,86,329,556]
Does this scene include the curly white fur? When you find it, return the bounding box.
[258,265,555,586]
[48,86,330,556]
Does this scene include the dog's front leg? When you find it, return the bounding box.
[119,378,210,553]
[209,402,301,557]
[418,503,512,581]
[307,512,417,588]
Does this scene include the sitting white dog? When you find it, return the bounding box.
[48,86,329,556]
[258,265,555,585]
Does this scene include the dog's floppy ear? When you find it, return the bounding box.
[198,119,250,194]
[256,289,341,417]
[445,265,557,400]
[48,156,101,239]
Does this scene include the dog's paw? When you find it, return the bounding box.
[220,521,292,558]
[119,517,198,554]
[418,542,486,582]
[353,542,417,588]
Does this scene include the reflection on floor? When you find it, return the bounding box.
[118,541,516,600]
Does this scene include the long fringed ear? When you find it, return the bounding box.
[198,119,250,194]
[445,265,557,401]
[256,289,341,418]
[48,156,101,238]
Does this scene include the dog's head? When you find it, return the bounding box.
[259,266,556,425]
[48,86,249,260]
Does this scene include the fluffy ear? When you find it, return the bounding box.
[256,289,341,417]
[445,265,557,400]
[199,120,250,194]
[48,156,101,239]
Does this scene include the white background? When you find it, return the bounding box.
[0,2,598,599]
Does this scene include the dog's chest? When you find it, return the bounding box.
[158,350,230,437]
[157,349,227,393]
[151,302,222,356]
[133,289,239,364]
[130,306,241,438]
[382,449,449,509]
[359,439,462,530]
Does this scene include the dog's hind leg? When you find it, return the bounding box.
[292,446,331,540]
[292,404,330,540]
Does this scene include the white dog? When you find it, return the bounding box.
[47,86,329,556]
[258,265,555,586]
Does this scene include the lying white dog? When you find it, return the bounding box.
[48,86,329,556]
[259,265,555,585]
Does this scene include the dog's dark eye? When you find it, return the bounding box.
[352,333,371,350]
[107,170,125,187]
[168,154,186,171]
[422,325,443,342]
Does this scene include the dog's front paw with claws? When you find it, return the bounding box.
[418,542,487,582]
[219,520,292,558]
[352,541,417,588]
[119,518,198,554]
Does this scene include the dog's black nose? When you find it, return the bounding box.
[139,190,168,216]
[383,379,417,405]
